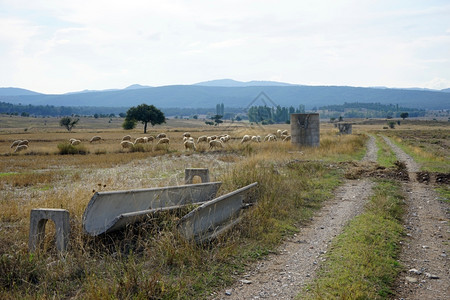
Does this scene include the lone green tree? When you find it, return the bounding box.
[211,114,223,126]
[124,104,165,133]
[59,116,79,132]
[400,112,409,120]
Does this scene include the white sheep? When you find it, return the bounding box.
[157,137,170,145]
[18,140,29,146]
[209,139,224,149]
[156,133,167,139]
[264,134,277,142]
[69,138,77,143]
[10,140,22,148]
[241,135,251,144]
[197,135,208,143]
[122,135,132,141]
[184,140,196,151]
[282,135,291,142]
[251,135,261,143]
[147,136,155,142]
[134,137,146,144]
[71,139,81,145]
[220,134,231,142]
[281,129,288,136]
[120,141,134,149]
[276,129,282,137]
[90,136,102,143]
[182,132,191,138]
[14,144,28,153]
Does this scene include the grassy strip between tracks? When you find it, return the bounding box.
[303,179,405,299]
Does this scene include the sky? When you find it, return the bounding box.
[1,0,450,94]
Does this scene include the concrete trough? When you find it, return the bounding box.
[177,182,258,243]
[83,182,222,236]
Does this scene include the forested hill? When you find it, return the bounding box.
[1,85,449,110]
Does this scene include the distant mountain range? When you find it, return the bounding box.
[1,80,449,110]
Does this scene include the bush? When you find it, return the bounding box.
[57,142,88,155]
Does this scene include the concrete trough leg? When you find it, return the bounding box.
[185,168,210,184]
[29,208,70,253]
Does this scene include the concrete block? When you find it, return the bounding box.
[185,168,210,184]
[290,113,320,147]
[337,123,352,134]
[29,208,70,253]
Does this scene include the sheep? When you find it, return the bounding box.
[90,136,102,143]
[241,135,251,143]
[282,135,291,142]
[209,139,224,149]
[18,140,29,146]
[71,139,81,145]
[10,140,22,148]
[156,137,170,145]
[220,134,231,142]
[184,140,196,151]
[14,145,28,153]
[120,141,134,149]
[281,129,288,136]
[147,136,155,142]
[69,138,77,143]
[156,133,167,139]
[182,132,191,138]
[134,137,146,144]
[264,134,277,142]
[251,135,261,143]
[122,135,132,141]
[197,135,208,143]
[277,129,282,137]
[210,135,217,140]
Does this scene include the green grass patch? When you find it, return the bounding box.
[435,186,450,203]
[375,135,397,167]
[303,180,404,299]
[384,131,449,173]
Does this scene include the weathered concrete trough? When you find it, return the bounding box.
[82,182,222,236]
[177,182,258,243]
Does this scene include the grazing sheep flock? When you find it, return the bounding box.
[5,128,290,155]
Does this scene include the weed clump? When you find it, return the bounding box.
[57,142,88,155]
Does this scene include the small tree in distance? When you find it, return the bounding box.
[400,112,409,120]
[124,104,165,133]
[59,116,79,132]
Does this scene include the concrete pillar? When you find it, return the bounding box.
[337,123,352,134]
[185,168,210,184]
[290,113,320,147]
[29,208,70,253]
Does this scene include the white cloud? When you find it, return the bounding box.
[0,0,449,92]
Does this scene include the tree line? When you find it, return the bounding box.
[247,105,305,124]
[319,102,426,118]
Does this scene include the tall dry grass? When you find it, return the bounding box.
[0,124,369,299]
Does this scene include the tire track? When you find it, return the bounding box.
[382,135,449,300]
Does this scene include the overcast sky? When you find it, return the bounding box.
[1,0,449,94]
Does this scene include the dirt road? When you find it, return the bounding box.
[212,136,378,299]
[383,136,449,300]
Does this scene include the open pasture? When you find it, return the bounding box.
[1,114,448,299]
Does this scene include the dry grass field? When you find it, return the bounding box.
[0,114,448,299]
